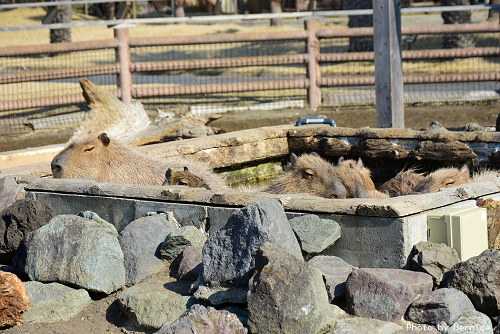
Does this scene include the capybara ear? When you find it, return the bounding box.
[290,153,298,167]
[98,133,111,146]
[460,165,470,177]
[165,168,173,182]
[183,166,189,171]
[338,157,344,164]
[357,158,364,167]
[311,152,319,157]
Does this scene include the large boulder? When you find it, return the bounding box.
[118,279,195,330]
[14,214,125,294]
[199,198,301,303]
[159,225,207,262]
[406,288,475,326]
[346,268,433,322]
[118,213,178,285]
[247,242,337,334]
[22,281,91,323]
[175,246,203,282]
[333,317,403,334]
[444,311,494,334]
[441,249,500,317]
[0,271,30,328]
[289,214,341,259]
[308,255,356,303]
[410,241,461,288]
[156,304,247,334]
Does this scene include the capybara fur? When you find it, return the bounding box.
[413,165,470,193]
[51,133,228,190]
[472,168,500,182]
[162,167,211,190]
[265,153,346,199]
[380,168,425,197]
[335,157,371,198]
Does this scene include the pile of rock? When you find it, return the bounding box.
[0,181,499,333]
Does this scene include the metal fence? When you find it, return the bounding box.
[0,6,499,135]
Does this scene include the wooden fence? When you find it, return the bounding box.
[0,21,499,113]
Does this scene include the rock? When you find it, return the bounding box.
[247,242,337,334]
[156,304,248,334]
[289,214,341,258]
[444,311,494,334]
[0,176,25,212]
[0,197,54,263]
[194,284,248,305]
[464,123,487,132]
[333,317,403,334]
[202,198,302,289]
[441,249,500,317]
[478,199,500,249]
[77,211,118,237]
[22,281,91,324]
[346,268,433,322]
[411,242,461,288]
[308,255,355,303]
[406,288,475,326]
[427,121,448,131]
[397,321,440,333]
[118,279,195,330]
[0,271,29,328]
[175,246,203,282]
[14,214,125,294]
[119,213,178,285]
[160,225,207,262]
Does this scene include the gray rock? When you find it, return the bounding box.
[202,198,302,289]
[247,242,337,334]
[333,317,402,334]
[396,321,440,334]
[308,255,355,302]
[160,225,207,262]
[406,288,475,326]
[0,176,25,211]
[14,214,125,294]
[441,249,500,317]
[118,279,195,330]
[411,241,461,288]
[175,246,203,282]
[346,268,433,322]
[22,281,91,323]
[156,304,248,334]
[444,311,494,334]
[119,213,178,285]
[289,214,341,257]
[77,211,118,237]
[194,284,248,305]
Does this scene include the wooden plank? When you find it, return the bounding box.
[373,0,404,128]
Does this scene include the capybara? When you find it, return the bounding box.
[51,133,228,190]
[379,168,425,197]
[413,165,471,193]
[334,157,371,198]
[472,168,500,182]
[162,166,211,190]
[264,153,347,199]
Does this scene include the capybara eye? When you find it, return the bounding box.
[444,178,455,186]
[179,180,188,186]
[84,146,94,152]
[303,169,314,178]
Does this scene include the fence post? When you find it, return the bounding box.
[114,27,133,105]
[305,19,321,111]
[373,0,404,128]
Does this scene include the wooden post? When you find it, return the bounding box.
[305,20,321,111]
[373,0,404,128]
[114,28,133,105]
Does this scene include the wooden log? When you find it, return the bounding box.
[352,139,409,160]
[411,140,476,161]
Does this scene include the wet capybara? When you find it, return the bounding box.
[413,165,471,193]
[379,168,425,197]
[265,153,347,199]
[162,166,211,190]
[334,157,371,198]
[51,133,228,190]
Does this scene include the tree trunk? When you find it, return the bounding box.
[49,0,72,44]
[343,0,373,51]
[270,0,282,26]
[440,0,475,48]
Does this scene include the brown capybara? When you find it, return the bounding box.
[51,133,228,190]
[264,153,347,199]
[471,168,500,182]
[162,166,211,190]
[379,168,425,197]
[413,165,471,193]
[334,157,371,198]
